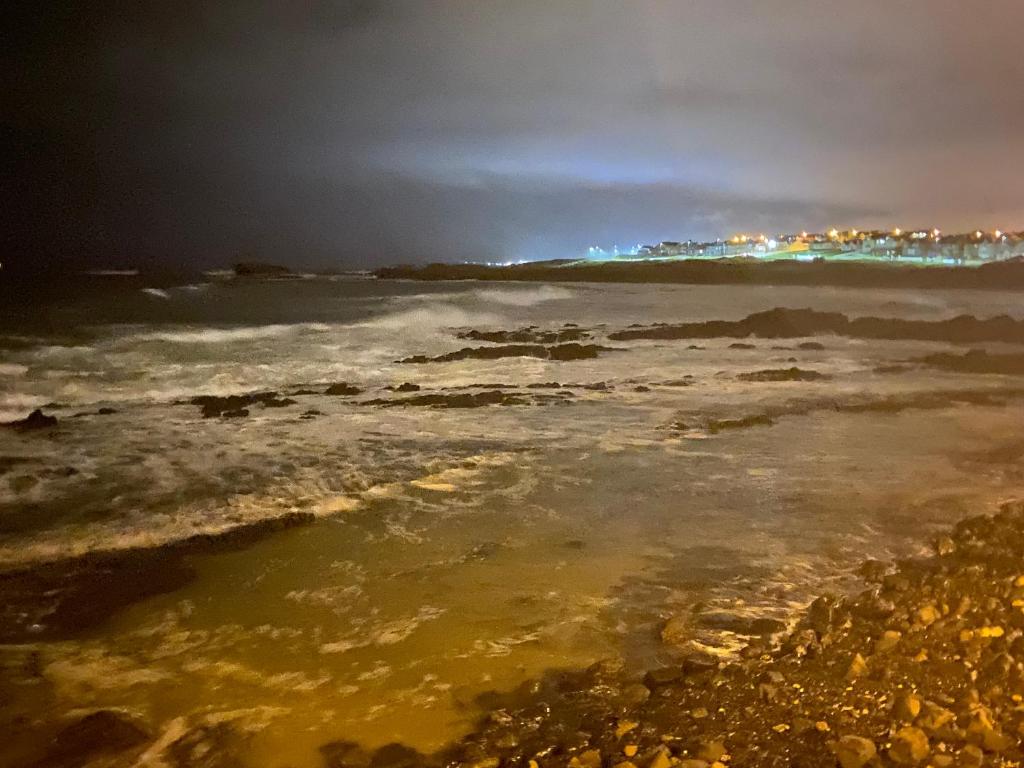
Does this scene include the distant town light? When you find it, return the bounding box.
[828,228,839,239]
[975,230,983,239]
[995,229,1003,238]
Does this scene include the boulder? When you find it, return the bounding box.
[830,735,876,768]
[5,409,58,431]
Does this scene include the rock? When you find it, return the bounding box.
[845,652,869,680]
[915,603,941,627]
[190,392,294,418]
[394,383,421,392]
[965,708,1014,752]
[321,739,372,768]
[917,701,956,735]
[233,261,294,277]
[797,341,826,350]
[957,745,985,768]
[736,367,830,382]
[570,749,602,768]
[893,692,922,722]
[696,740,726,762]
[660,615,690,645]
[168,722,252,768]
[697,611,786,636]
[858,559,889,583]
[38,710,150,766]
[399,343,618,364]
[807,595,839,634]
[5,409,58,431]
[614,720,638,739]
[96,407,117,415]
[875,629,902,653]
[643,667,683,688]
[367,742,427,768]
[888,726,929,764]
[830,735,877,768]
[620,683,651,706]
[325,383,362,396]
[647,749,672,768]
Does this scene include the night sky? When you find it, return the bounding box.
[6,1,1024,273]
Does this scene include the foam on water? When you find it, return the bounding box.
[5,279,1024,765]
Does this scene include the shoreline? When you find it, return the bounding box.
[0,512,314,643]
[423,499,1024,768]
[374,258,1024,291]
[10,500,1024,767]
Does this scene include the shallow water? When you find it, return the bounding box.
[2,277,1024,765]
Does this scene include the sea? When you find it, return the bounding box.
[2,273,1023,765]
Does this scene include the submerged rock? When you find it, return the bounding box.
[325,382,362,396]
[457,328,591,344]
[4,409,58,431]
[34,710,150,767]
[917,348,1024,375]
[398,343,618,364]
[737,367,830,382]
[609,307,1024,344]
[190,392,296,418]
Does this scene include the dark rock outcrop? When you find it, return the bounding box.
[457,328,591,344]
[918,349,1024,375]
[30,710,151,768]
[398,343,617,364]
[738,367,831,382]
[609,307,1024,344]
[4,409,58,431]
[325,383,362,396]
[190,392,296,418]
[232,262,294,277]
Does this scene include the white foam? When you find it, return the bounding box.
[356,305,502,331]
[130,323,332,344]
[141,288,171,299]
[473,286,575,306]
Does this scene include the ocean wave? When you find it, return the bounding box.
[141,287,171,299]
[474,286,576,306]
[0,363,28,376]
[356,305,502,331]
[130,323,333,344]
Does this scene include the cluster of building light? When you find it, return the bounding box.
[724,227,1009,244]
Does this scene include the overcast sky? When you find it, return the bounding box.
[7,1,1024,271]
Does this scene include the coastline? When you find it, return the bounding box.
[374,258,1024,291]
[425,499,1024,768]
[11,500,1024,767]
[0,512,315,643]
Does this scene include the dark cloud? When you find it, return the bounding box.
[5,1,1023,274]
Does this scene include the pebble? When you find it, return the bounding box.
[888,726,929,764]
[830,735,877,768]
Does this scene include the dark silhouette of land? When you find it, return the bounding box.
[375,257,1024,291]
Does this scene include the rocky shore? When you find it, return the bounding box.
[0,512,315,643]
[23,500,1024,767]
[407,500,1024,768]
[608,308,1024,345]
